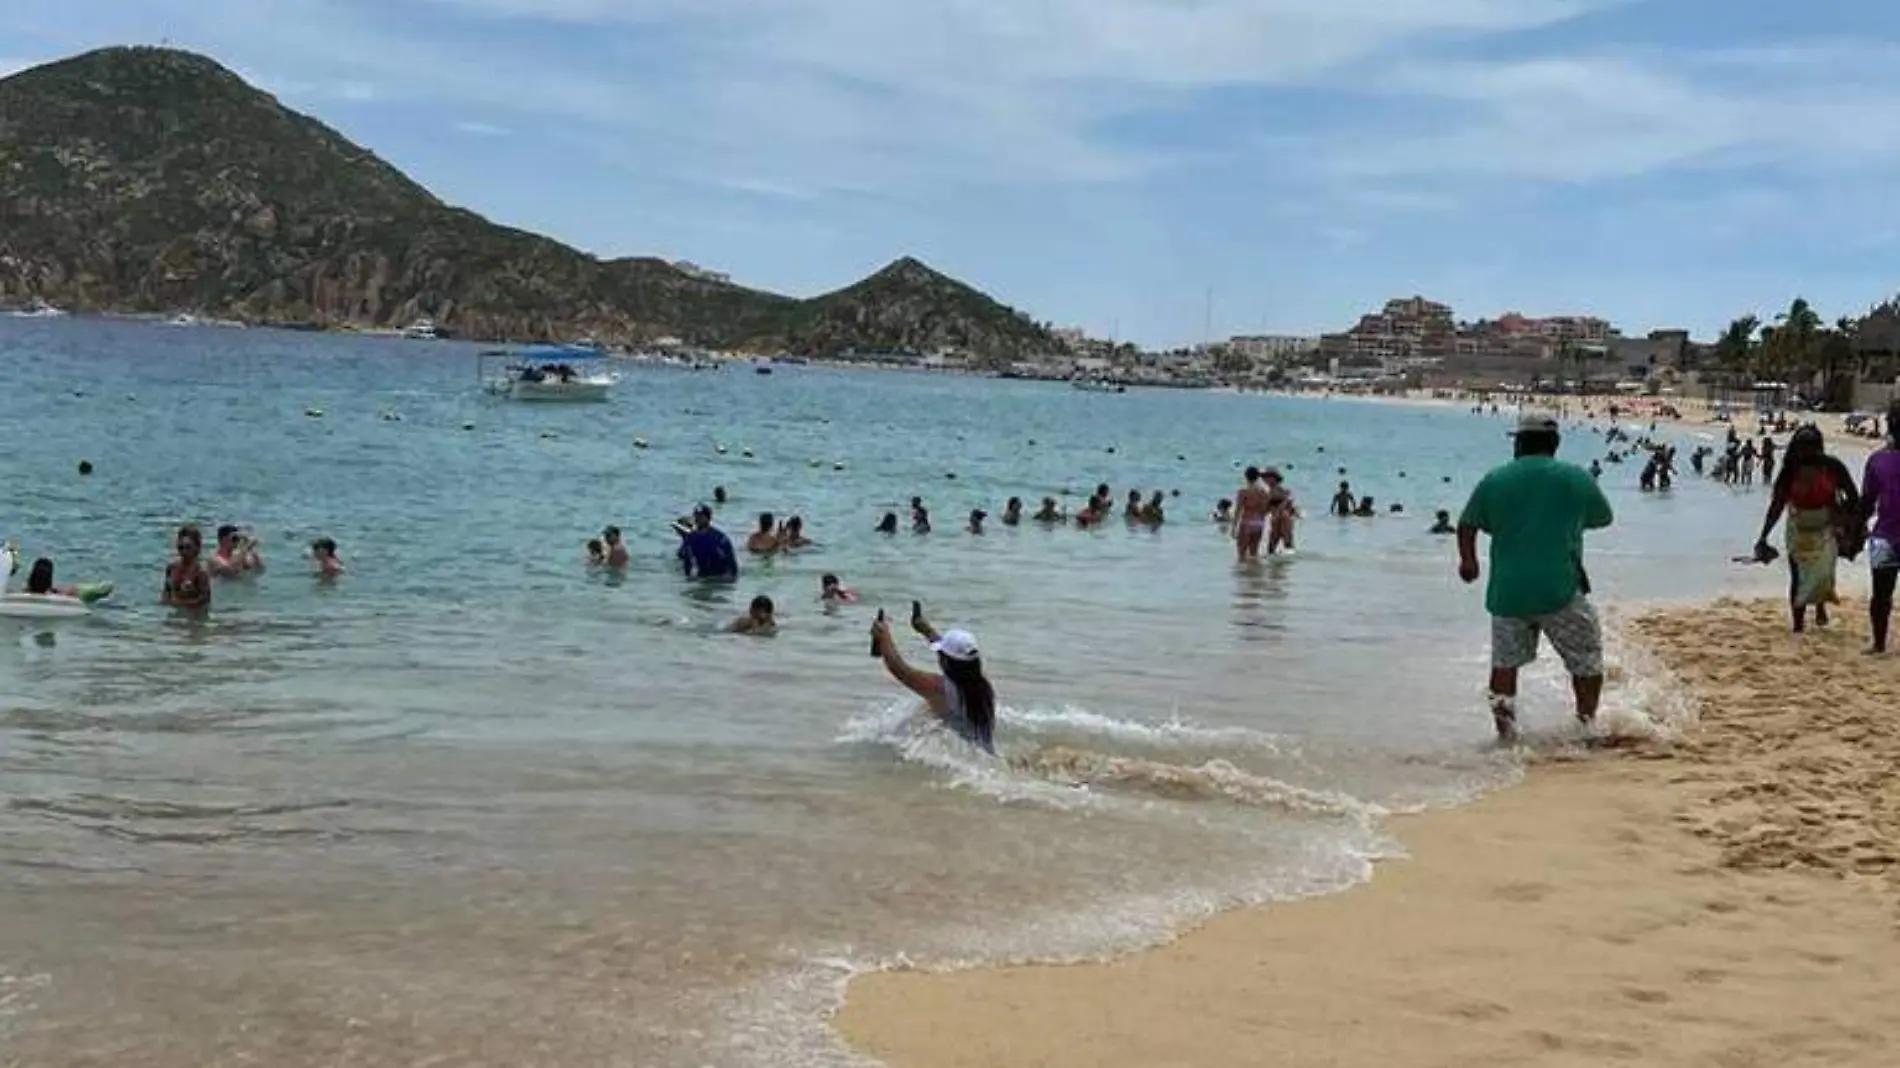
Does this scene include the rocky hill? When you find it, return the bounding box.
[0,46,1056,357]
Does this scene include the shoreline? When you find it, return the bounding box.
[832,597,1900,1067]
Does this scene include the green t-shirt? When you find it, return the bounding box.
[1460,455,1613,618]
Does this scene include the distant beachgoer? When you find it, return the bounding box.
[968,509,988,534]
[912,506,932,534]
[1124,489,1145,523]
[18,557,79,597]
[1001,498,1023,527]
[310,537,344,578]
[729,595,777,635]
[1388,503,1404,515]
[821,573,858,606]
[1264,469,1296,554]
[1860,406,1900,653]
[870,610,996,754]
[1074,499,1104,528]
[1233,466,1270,560]
[1457,412,1614,742]
[162,524,212,610]
[1091,483,1112,513]
[1353,496,1375,517]
[1141,491,1166,526]
[1330,481,1354,517]
[1640,453,1659,492]
[781,516,813,549]
[1033,497,1065,525]
[1756,425,1858,634]
[1760,436,1778,486]
[1740,440,1758,486]
[876,512,899,535]
[209,524,264,577]
[713,486,729,505]
[585,538,606,567]
[602,525,631,568]
[679,506,739,580]
[1212,499,1233,525]
[1430,510,1455,535]
[747,513,779,554]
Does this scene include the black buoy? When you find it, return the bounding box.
[77,460,93,476]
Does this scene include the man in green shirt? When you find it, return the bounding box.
[1457,412,1614,742]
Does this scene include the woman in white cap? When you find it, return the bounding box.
[870,609,997,754]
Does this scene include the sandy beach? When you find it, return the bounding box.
[835,598,1900,1067]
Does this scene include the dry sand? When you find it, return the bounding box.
[835,599,1900,1067]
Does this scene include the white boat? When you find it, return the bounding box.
[480,346,618,402]
[1071,378,1126,394]
[754,357,774,375]
[9,299,67,319]
[402,317,441,340]
[165,313,202,327]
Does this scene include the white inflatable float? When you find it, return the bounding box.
[0,545,107,619]
[0,591,90,619]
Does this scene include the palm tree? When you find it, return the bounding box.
[1714,314,1758,385]
[1773,297,1824,387]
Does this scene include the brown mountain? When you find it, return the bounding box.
[0,45,1056,357]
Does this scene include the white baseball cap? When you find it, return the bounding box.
[1511,411,1560,435]
[930,629,980,662]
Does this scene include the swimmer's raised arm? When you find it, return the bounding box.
[872,615,943,710]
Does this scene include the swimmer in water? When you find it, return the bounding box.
[820,573,857,606]
[18,557,79,597]
[1430,509,1456,535]
[1033,497,1065,524]
[1264,468,1296,554]
[1141,490,1166,526]
[585,538,606,567]
[1330,481,1355,517]
[729,595,777,635]
[968,509,988,534]
[870,609,996,754]
[310,537,344,578]
[780,515,813,549]
[875,512,899,535]
[208,523,264,577]
[746,512,780,554]
[713,486,729,505]
[1001,498,1023,527]
[1233,466,1270,560]
[1212,499,1234,525]
[912,506,932,535]
[602,525,630,568]
[162,524,211,610]
[1124,489,1145,523]
[1354,495,1376,517]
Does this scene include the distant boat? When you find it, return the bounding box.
[480,345,618,402]
[1071,378,1126,394]
[402,317,441,340]
[9,299,66,319]
[164,313,202,327]
[754,357,774,375]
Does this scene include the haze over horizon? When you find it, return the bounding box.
[4,0,1896,349]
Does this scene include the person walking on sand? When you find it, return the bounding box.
[1860,406,1900,653]
[1755,425,1859,634]
[1457,412,1614,743]
[1233,467,1270,560]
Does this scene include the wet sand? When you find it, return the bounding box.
[835,598,1900,1067]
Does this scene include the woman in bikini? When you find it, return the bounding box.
[1233,466,1270,560]
[162,524,212,610]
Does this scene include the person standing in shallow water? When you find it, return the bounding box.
[1233,467,1270,560]
[1457,412,1614,743]
[1860,407,1900,653]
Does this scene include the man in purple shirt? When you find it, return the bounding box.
[1860,404,1900,652]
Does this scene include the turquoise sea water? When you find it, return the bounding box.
[0,317,1782,1066]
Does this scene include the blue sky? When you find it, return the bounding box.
[4,0,1897,346]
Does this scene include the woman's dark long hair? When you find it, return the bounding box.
[939,654,996,747]
[26,558,53,595]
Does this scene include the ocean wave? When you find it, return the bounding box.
[838,700,1372,819]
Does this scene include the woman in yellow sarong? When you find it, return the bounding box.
[1755,425,1861,633]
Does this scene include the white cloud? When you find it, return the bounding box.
[453,120,510,136]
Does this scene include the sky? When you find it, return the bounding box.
[3,1,1898,347]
